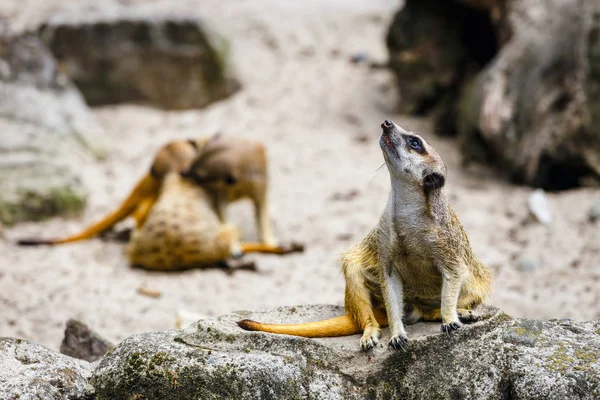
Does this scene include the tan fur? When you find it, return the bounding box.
[16,138,209,245]
[126,172,239,269]
[17,134,294,269]
[238,121,493,350]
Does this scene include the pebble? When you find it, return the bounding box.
[528,189,552,224]
[517,258,537,272]
[588,199,600,222]
[350,52,368,64]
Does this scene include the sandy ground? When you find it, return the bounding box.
[1,0,599,350]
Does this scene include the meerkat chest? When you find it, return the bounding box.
[391,234,443,295]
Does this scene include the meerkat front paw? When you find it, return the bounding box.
[441,320,462,333]
[360,327,380,351]
[457,309,480,323]
[388,334,408,351]
[229,241,243,259]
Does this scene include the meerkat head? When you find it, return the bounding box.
[180,133,239,188]
[379,119,447,194]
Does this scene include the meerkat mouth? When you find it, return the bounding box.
[380,133,398,157]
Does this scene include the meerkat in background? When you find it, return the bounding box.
[18,134,301,269]
[18,138,208,245]
[238,120,492,350]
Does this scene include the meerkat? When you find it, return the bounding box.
[18,138,206,245]
[18,134,300,269]
[238,120,492,350]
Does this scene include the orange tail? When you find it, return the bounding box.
[17,174,159,246]
[237,315,361,338]
[240,242,304,255]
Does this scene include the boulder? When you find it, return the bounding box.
[91,304,600,399]
[2,306,598,399]
[39,7,241,110]
[458,0,600,190]
[0,337,94,400]
[0,27,106,226]
[387,0,600,190]
[60,319,114,363]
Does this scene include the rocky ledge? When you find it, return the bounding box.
[1,305,599,399]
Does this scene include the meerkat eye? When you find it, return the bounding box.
[407,137,423,151]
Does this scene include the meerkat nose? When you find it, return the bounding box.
[381,120,393,130]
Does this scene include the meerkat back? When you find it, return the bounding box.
[126,173,236,270]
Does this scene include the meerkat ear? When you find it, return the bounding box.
[423,172,445,193]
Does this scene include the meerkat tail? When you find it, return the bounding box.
[17,174,160,246]
[237,315,360,338]
[240,242,304,255]
[130,195,158,228]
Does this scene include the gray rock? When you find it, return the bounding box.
[0,337,94,399]
[2,306,598,399]
[458,0,600,190]
[90,304,600,399]
[60,319,114,363]
[387,0,600,189]
[589,198,600,222]
[517,257,537,272]
[0,29,106,225]
[39,7,241,110]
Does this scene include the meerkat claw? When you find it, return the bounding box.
[360,338,377,351]
[360,328,380,351]
[457,309,480,323]
[388,335,408,352]
[441,321,462,333]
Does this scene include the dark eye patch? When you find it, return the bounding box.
[407,136,424,153]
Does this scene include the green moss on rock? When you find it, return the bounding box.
[0,186,87,226]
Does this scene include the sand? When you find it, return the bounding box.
[0,0,599,350]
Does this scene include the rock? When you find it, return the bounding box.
[60,319,114,362]
[90,304,600,399]
[528,189,552,224]
[349,52,369,64]
[387,0,600,189]
[517,257,537,272]
[39,7,241,110]
[1,305,598,399]
[0,28,106,226]
[0,337,94,399]
[589,198,600,222]
[458,0,600,190]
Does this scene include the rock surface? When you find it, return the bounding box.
[0,337,94,399]
[1,305,599,399]
[92,304,599,399]
[60,319,114,363]
[0,27,105,225]
[458,0,600,190]
[39,6,241,110]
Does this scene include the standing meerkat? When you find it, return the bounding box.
[18,134,300,269]
[238,120,492,350]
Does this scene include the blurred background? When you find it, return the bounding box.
[0,0,598,350]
